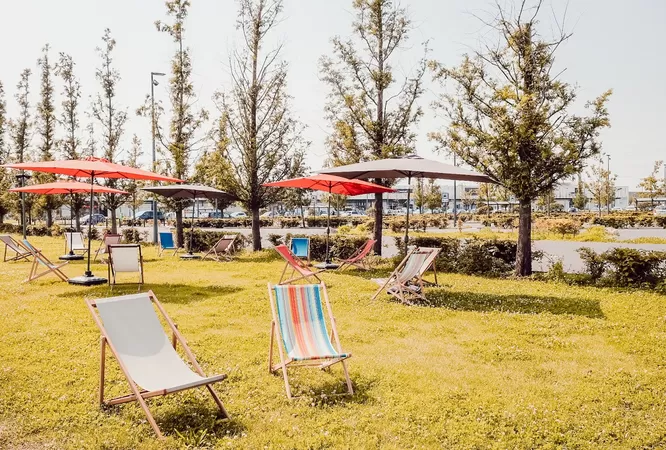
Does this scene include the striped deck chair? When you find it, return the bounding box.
[86,291,230,439]
[1,235,31,262]
[202,234,237,261]
[22,239,69,283]
[371,248,433,304]
[275,244,323,285]
[94,233,122,262]
[108,244,144,288]
[268,283,353,399]
[290,237,310,264]
[337,239,376,271]
[158,231,179,257]
[64,232,88,256]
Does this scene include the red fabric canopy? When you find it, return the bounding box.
[263,174,395,195]
[2,157,182,183]
[9,180,128,195]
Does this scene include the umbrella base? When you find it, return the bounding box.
[315,262,340,270]
[68,275,107,286]
[59,254,84,261]
[180,253,201,260]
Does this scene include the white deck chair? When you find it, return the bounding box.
[64,232,88,256]
[22,239,69,283]
[86,291,230,439]
[94,233,122,262]
[1,235,32,262]
[371,248,434,304]
[107,244,144,287]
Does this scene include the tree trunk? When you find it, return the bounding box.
[515,199,532,276]
[75,211,81,232]
[46,209,53,228]
[373,193,383,255]
[251,207,262,251]
[110,208,117,234]
[175,209,184,248]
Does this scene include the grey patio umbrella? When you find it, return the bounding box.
[141,184,237,259]
[318,155,498,252]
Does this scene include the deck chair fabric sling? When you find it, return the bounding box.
[417,247,441,286]
[275,244,323,285]
[158,231,178,256]
[108,244,144,287]
[202,234,236,261]
[371,248,433,304]
[290,237,310,264]
[87,291,229,439]
[268,283,353,399]
[1,235,31,262]
[94,233,122,262]
[21,239,69,283]
[337,239,376,271]
[64,232,88,256]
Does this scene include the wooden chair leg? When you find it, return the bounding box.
[268,321,275,374]
[372,276,393,301]
[99,337,106,405]
[341,360,354,395]
[205,385,230,419]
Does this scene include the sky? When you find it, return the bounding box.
[1,0,665,189]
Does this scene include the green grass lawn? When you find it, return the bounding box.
[2,236,666,449]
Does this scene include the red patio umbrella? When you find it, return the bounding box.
[10,180,129,261]
[3,157,182,285]
[264,174,395,268]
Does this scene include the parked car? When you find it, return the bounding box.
[568,207,578,213]
[208,211,231,219]
[611,206,624,212]
[625,205,637,211]
[261,211,280,217]
[654,206,666,216]
[80,213,106,225]
[136,210,165,221]
[230,211,248,218]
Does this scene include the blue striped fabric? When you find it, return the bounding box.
[273,284,347,361]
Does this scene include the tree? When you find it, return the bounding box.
[425,179,442,212]
[91,29,128,234]
[0,80,11,223]
[55,52,84,230]
[9,69,34,229]
[413,178,426,214]
[34,44,62,227]
[429,1,612,275]
[478,183,494,215]
[638,160,664,208]
[148,0,209,247]
[572,175,587,210]
[585,158,616,216]
[320,0,427,255]
[216,0,307,251]
[123,135,145,222]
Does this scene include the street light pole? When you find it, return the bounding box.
[452,154,457,225]
[605,154,611,213]
[150,71,165,244]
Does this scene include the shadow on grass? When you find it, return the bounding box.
[57,283,243,304]
[157,403,246,441]
[232,250,282,264]
[278,371,376,407]
[419,289,605,318]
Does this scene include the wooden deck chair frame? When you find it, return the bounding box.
[267,283,353,399]
[201,234,237,262]
[275,244,323,285]
[22,240,69,283]
[157,231,179,257]
[1,235,31,262]
[64,231,89,256]
[416,247,441,286]
[107,244,144,288]
[371,248,434,304]
[337,239,376,271]
[86,290,230,440]
[94,233,122,262]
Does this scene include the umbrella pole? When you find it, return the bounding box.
[69,192,75,255]
[326,186,331,264]
[85,175,94,277]
[404,175,411,254]
[190,200,195,254]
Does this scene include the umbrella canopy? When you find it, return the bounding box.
[141,184,237,257]
[264,174,396,196]
[2,157,183,183]
[9,180,128,195]
[141,184,236,201]
[317,156,496,184]
[264,174,395,267]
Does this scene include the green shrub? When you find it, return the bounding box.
[267,234,284,246]
[577,247,607,279]
[184,230,248,253]
[122,228,146,243]
[577,246,666,287]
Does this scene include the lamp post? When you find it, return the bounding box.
[15,173,30,239]
[452,154,457,224]
[150,71,165,243]
[604,153,611,213]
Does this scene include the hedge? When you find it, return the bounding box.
[577,247,666,287]
[183,230,249,253]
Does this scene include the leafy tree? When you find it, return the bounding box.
[324,193,348,214]
[0,80,11,223]
[123,135,145,222]
[585,158,616,216]
[638,160,664,208]
[215,0,307,250]
[55,52,84,230]
[320,0,427,255]
[572,175,587,210]
[425,179,443,212]
[91,29,128,233]
[413,178,426,214]
[34,44,62,227]
[478,183,494,216]
[429,0,612,275]
[9,69,34,230]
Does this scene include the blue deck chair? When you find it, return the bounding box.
[290,237,310,264]
[158,232,179,257]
